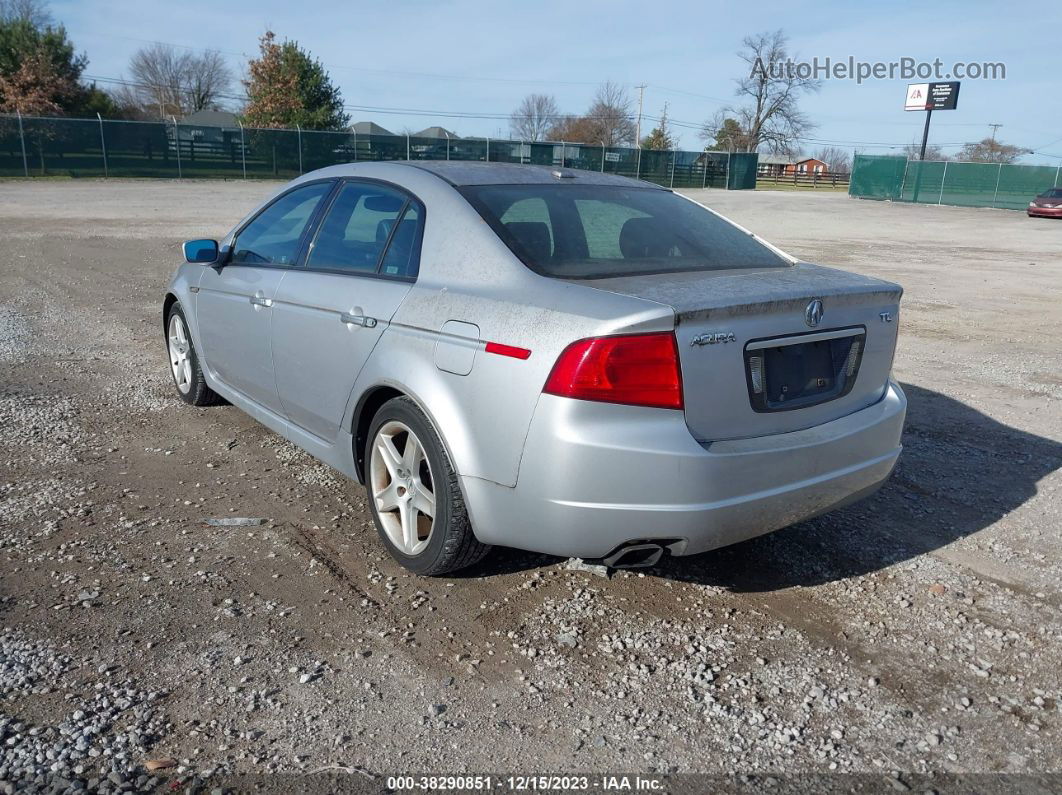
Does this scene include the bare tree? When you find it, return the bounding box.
[902,140,948,161]
[585,81,636,147]
[546,114,597,144]
[701,30,819,154]
[812,145,851,173]
[122,43,233,118]
[957,137,1025,164]
[509,93,558,141]
[0,0,52,26]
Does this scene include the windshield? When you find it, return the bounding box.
[1041,188,1062,199]
[459,184,788,279]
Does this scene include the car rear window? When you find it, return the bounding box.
[459,184,787,279]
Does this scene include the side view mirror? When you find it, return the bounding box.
[183,239,219,264]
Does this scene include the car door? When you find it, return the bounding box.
[195,180,334,413]
[270,180,423,440]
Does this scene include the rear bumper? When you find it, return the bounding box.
[462,382,906,559]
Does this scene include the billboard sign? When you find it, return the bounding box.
[905,81,960,111]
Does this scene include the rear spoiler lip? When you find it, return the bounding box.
[675,284,904,322]
[589,261,903,323]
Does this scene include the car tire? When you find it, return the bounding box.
[365,396,490,575]
[166,303,224,407]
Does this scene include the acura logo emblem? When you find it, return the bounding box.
[805,299,824,328]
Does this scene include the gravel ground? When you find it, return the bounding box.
[0,179,1060,793]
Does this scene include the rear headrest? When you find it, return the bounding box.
[619,217,671,259]
[388,218,416,248]
[504,221,552,262]
[376,218,395,242]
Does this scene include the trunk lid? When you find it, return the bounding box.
[591,262,902,441]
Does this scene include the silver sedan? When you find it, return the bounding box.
[164,162,906,575]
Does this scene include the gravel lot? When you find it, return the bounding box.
[1,179,1060,793]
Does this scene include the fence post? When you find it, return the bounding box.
[296,124,303,174]
[636,147,642,180]
[669,150,675,187]
[937,161,947,204]
[1055,165,1060,187]
[702,153,708,189]
[991,162,1002,208]
[352,130,357,162]
[96,113,108,178]
[16,111,28,177]
[601,145,605,172]
[406,133,410,161]
[486,136,490,162]
[445,132,450,161]
[725,151,731,190]
[561,141,566,168]
[238,122,246,179]
[171,116,182,179]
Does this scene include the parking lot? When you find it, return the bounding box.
[1,180,1060,789]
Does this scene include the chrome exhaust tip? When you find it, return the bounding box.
[601,543,665,569]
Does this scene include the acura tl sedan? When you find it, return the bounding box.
[164,162,906,575]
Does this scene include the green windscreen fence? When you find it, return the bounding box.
[0,114,759,189]
[851,154,1062,210]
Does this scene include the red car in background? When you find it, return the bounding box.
[1028,187,1062,218]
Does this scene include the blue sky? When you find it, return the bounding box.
[54,0,1062,164]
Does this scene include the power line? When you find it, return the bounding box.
[82,74,1032,154]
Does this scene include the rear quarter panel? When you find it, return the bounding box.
[342,172,673,487]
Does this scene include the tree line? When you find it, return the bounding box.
[0,2,1031,165]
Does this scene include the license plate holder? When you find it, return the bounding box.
[744,327,865,412]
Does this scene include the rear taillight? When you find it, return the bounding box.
[543,332,683,410]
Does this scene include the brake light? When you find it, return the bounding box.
[543,333,683,410]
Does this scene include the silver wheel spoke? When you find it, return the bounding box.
[377,435,402,478]
[402,434,423,471]
[374,482,400,512]
[399,502,417,552]
[412,484,435,518]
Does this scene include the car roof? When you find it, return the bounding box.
[403,161,664,189]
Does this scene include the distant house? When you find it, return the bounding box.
[787,157,828,175]
[351,121,395,137]
[756,154,790,176]
[176,109,240,147]
[756,155,832,177]
[412,126,458,139]
[183,109,239,129]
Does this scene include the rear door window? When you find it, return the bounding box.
[307,182,408,274]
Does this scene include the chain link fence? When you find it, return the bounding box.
[849,154,1062,210]
[0,113,759,189]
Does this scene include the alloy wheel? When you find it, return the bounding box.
[168,313,193,394]
[370,420,436,556]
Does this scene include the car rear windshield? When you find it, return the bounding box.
[459,184,788,279]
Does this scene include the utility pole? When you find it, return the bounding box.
[988,123,1003,142]
[634,84,647,147]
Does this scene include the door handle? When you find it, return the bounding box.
[340,312,377,328]
[250,294,273,308]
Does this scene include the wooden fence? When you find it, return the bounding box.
[756,171,851,188]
